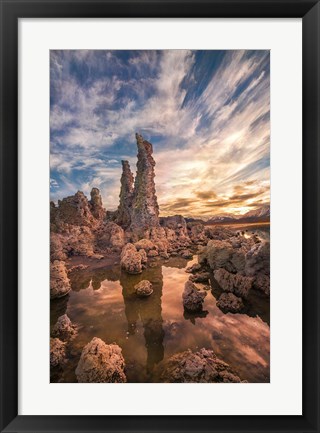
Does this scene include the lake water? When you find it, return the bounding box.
[51,229,270,383]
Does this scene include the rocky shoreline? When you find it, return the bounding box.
[50,133,270,383]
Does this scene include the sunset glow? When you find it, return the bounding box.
[50,50,270,217]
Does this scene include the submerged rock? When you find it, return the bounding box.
[134,280,153,297]
[216,292,244,313]
[182,280,207,312]
[120,243,142,274]
[159,348,243,383]
[50,338,66,368]
[50,260,71,299]
[52,314,77,341]
[75,337,126,383]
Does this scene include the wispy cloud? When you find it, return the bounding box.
[50,50,270,216]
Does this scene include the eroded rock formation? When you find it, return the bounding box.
[51,191,97,230]
[89,188,106,220]
[50,260,71,299]
[116,161,134,228]
[75,337,126,383]
[134,280,153,297]
[52,314,77,341]
[216,292,244,313]
[158,348,243,383]
[182,280,207,312]
[214,268,253,298]
[50,338,66,368]
[130,133,160,233]
[120,243,143,274]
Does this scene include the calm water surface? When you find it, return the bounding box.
[51,227,270,383]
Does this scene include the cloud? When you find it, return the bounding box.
[50,50,270,216]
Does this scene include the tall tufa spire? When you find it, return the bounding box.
[130,133,159,230]
[115,160,134,228]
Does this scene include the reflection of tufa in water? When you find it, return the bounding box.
[53,253,270,383]
[120,265,164,373]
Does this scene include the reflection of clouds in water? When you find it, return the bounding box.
[56,256,269,382]
[161,263,269,381]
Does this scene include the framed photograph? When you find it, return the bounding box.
[0,0,319,432]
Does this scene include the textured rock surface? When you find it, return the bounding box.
[200,239,237,272]
[51,191,97,230]
[50,260,71,299]
[245,241,270,295]
[138,248,148,265]
[185,263,202,274]
[134,280,153,297]
[116,161,134,228]
[189,272,210,284]
[130,133,159,232]
[214,268,253,298]
[50,338,66,368]
[180,249,193,259]
[216,292,244,313]
[50,232,68,261]
[120,243,142,274]
[89,188,106,220]
[160,215,190,249]
[254,273,270,296]
[182,280,207,312]
[188,223,208,244]
[52,314,77,341]
[95,222,125,251]
[134,238,157,253]
[75,337,126,383]
[245,241,270,275]
[159,348,243,383]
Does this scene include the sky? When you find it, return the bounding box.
[50,50,270,217]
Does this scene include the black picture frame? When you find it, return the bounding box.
[0,0,319,432]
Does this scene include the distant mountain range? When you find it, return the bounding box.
[186,205,270,225]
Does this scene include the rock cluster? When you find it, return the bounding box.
[75,337,126,383]
[159,348,243,383]
[199,234,270,297]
